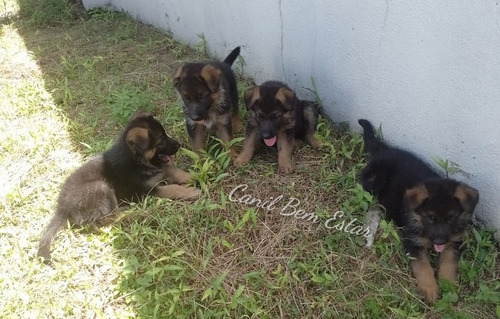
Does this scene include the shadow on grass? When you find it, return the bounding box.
[12,0,195,156]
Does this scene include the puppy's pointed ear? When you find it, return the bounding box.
[172,64,184,87]
[275,86,295,111]
[404,184,429,212]
[454,184,479,213]
[200,65,221,92]
[132,110,152,120]
[244,86,260,110]
[126,127,150,155]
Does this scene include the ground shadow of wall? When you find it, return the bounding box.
[7,0,201,316]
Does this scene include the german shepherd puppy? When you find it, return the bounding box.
[234,81,320,173]
[172,46,242,159]
[358,119,479,303]
[37,111,200,263]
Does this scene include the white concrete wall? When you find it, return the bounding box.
[83,0,500,236]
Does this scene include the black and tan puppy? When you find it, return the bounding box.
[172,46,242,159]
[37,111,200,263]
[358,119,479,303]
[234,81,320,173]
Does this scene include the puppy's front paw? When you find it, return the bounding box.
[234,155,249,167]
[164,166,193,184]
[229,147,239,161]
[308,136,322,149]
[175,170,192,184]
[278,163,294,174]
[233,118,244,133]
[419,281,439,304]
[156,185,201,201]
[184,187,202,200]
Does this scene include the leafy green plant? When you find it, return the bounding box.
[87,7,120,21]
[182,137,242,192]
[235,55,246,76]
[371,219,401,258]
[306,76,324,107]
[341,182,374,213]
[107,87,154,124]
[171,39,188,59]
[434,157,465,178]
[195,33,208,57]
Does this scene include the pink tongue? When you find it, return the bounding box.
[195,120,205,125]
[159,155,173,163]
[434,244,445,253]
[264,136,277,147]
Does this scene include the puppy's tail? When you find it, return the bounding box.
[223,46,241,66]
[358,119,386,155]
[37,214,67,264]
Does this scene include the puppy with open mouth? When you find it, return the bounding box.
[37,111,200,263]
[234,81,320,173]
[358,119,479,303]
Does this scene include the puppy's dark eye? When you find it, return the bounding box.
[198,93,208,100]
[271,114,279,120]
[428,215,436,222]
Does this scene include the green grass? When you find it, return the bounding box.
[1,1,499,318]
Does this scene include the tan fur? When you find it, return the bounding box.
[277,129,294,173]
[164,166,192,184]
[214,121,238,160]
[234,128,259,167]
[200,65,221,92]
[404,184,429,211]
[172,64,184,86]
[454,184,479,212]
[191,124,206,152]
[438,245,458,283]
[154,184,201,200]
[275,87,295,110]
[232,111,243,133]
[411,251,439,303]
[126,127,149,154]
[304,107,321,148]
[244,86,261,108]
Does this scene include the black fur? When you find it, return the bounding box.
[37,113,188,263]
[103,115,179,202]
[222,46,240,65]
[173,46,241,157]
[358,119,478,254]
[176,47,239,122]
[235,81,320,173]
[358,118,479,303]
[246,81,319,144]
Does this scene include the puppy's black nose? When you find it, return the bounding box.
[191,115,205,121]
[261,131,275,139]
[433,238,447,245]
